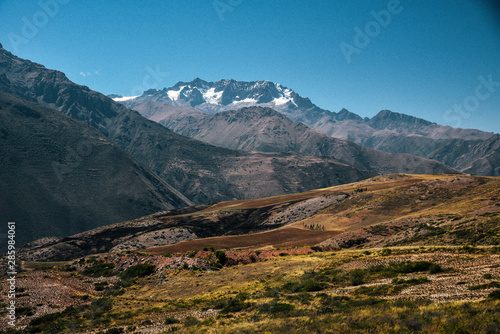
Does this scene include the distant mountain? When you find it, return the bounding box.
[131,103,457,175]
[0,91,193,250]
[120,78,492,139]
[119,78,498,175]
[0,45,376,205]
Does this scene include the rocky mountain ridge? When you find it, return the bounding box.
[119,78,499,175]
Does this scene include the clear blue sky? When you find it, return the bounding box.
[1,0,499,133]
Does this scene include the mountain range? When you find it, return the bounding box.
[0,42,489,249]
[118,78,500,175]
[0,44,417,247]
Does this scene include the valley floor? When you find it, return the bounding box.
[1,246,500,333]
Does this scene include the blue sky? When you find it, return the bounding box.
[1,0,499,133]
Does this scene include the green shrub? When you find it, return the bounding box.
[349,269,366,286]
[354,284,400,296]
[262,286,281,298]
[283,279,327,292]
[91,297,114,314]
[380,248,392,256]
[118,264,156,280]
[488,289,500,299]
[215,250,227,265]
[214,293,249,314]
[258,302,294,315]
[82,261,115,277]
[285,292,314,304]
[468,281,500,290]
[17,306,35,316]
[165,316,179,324]
[184,316,200,326]
[94,282,108,291]
[57,264,77,272]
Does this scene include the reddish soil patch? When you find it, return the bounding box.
[145,227,341,255]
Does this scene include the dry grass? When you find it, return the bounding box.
[5,247,500,333]
[145,227,341,255]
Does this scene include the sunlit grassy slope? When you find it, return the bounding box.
[145,174,500,255]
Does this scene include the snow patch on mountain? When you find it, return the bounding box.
[113,95,140,102]
[203,87,223,104]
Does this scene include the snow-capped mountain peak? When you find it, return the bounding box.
[112,78,299,108]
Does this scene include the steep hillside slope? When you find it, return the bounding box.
[0,92,192,249]
[19,174,500,261]
[0,44,373,204]
[131,104,458,175]
[120,78,492,142]
[121,78,497,175]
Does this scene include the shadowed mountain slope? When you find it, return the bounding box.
[0,45,375,204]
[0,91,193,249]
[121,78,497,175]
[131,104,458,175]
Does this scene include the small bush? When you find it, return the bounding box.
[165,316,179,324]
[94,282,109,291]
[215,250,227,265]
[349,269,365,286]
[429,263,443,274]
[91,297,114,314]
[214,293,249,314]
[283,279,327,292]
[57,264,77,272]
[83,261,115,277]
[380,248,392,256]
[488,289,500,299]
[184,316,200,326]
[17,306,35,316]
[468,281,500,290]
[118,264,156,280]
[258,302,294,316]
[354,284,400,296]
